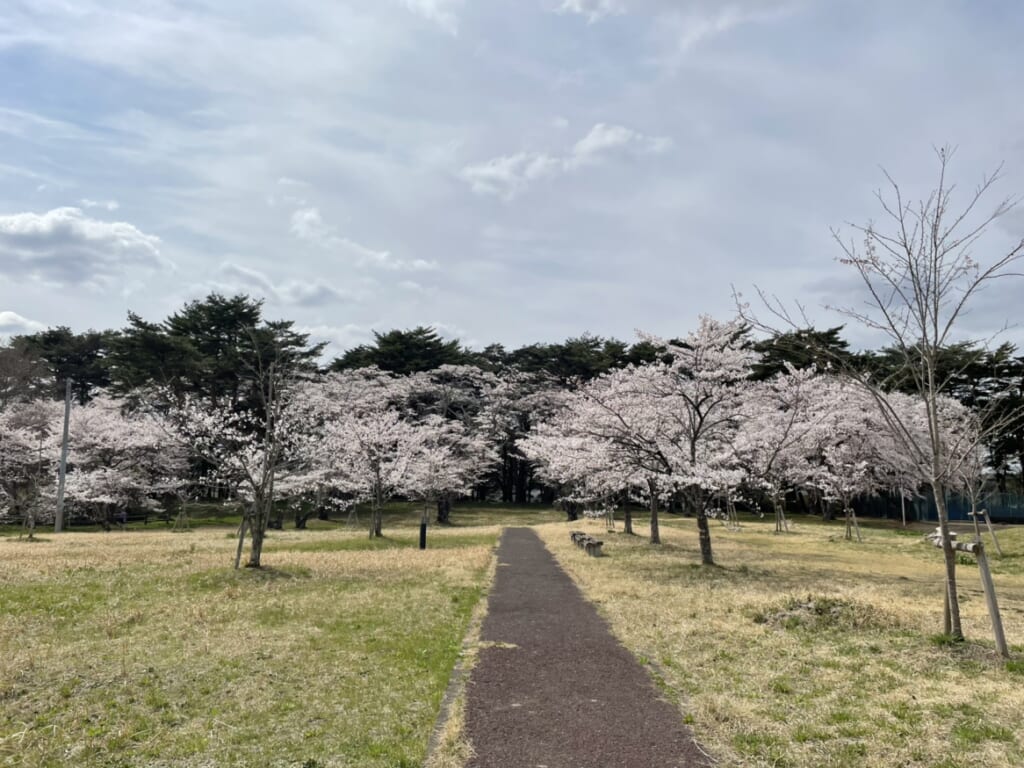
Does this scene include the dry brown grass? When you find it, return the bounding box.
[536,516,1024,768]
[0,526,498,768]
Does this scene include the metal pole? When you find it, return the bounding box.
[54,378,72,533]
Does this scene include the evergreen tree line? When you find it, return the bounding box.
[2,292,1022,495]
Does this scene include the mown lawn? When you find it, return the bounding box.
[0,520,502,768]
[7,503,1023,768]
[536,515,1024,768]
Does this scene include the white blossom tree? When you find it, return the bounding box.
[733,367,824,533]
[401,415,494,526]
[64,395,188,527]
[405,364,500,521]
[0,398,62,537]
[521,419,642,532]
[640,316,757,564]
[166,337,316,567]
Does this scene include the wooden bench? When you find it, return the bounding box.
[569,530,604,557]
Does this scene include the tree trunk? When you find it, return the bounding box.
[622,492,634,535]
[25,505,36,540]
[370,475,384,538]
[933,485,963,640]
[648,480,660,544]
[269,502,285,529]
[821,498,834,522]
[696,508,714,565]
[246,497,268,568]
[794,489,809,516]
[773,493,788,533]
[294,509,313,529]
[315,485,329,521]
[514,460,529,504]
[564,500,581,522]
[436,494,452,525]
[500,446,513,503]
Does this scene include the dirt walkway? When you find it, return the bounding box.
[463,528,709,768]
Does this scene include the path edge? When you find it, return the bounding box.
[423,533,502,768]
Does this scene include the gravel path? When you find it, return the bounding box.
[463,528,710,768]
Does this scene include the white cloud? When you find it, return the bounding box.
[0,310,45,336]
[556,0,625,23]
[399,0,462,34]
[79,198,120,211]
[460,122,672,198]
[289,207,437,271]
[569,123,673,166]
[0,106,91,142]
[289,206,335,245]
[657,2,800,68]
[459,152,562,198]
[297,322,376,359]
[1,1,1022,355]
[216,262,353,306]
[0,207,166,286]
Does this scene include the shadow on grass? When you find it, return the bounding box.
[277,533,496,554]
[188,564,314,591]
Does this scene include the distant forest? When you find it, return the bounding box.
[2,292,1022,491]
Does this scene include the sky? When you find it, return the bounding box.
[1,0,1023,358]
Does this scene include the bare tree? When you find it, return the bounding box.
[742,146,1023,640]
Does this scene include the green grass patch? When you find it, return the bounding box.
[0,525,497,767]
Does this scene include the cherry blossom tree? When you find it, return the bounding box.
[405,365,500,521]
[523,317,755,563]
[640,316,757,563]
[165,336,317,567]
[521,420,642,532]
[63,395,188,527]
[0,398,62,537]
[553,363,678,543]
[401,415,494,526]
[733,367,823,533]
[324,407,431,538]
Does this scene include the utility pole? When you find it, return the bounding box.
[54,378,72,533]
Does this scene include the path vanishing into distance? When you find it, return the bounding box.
[462,528,710,768]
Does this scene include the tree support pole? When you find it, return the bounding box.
[234,515,249,570]
[930,532,1009,656]
[54,378,72,533]
[981,509,1003,557]
[973,544,1009,658]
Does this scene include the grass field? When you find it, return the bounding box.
[4,504,1023,767]
[0,506,544,768]
[536,515,1024,768]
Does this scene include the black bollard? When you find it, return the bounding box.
[419,521,427,550]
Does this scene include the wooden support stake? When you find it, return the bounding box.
[973,543,1009,658]
[981,509,1003,557]
[931,535,1010,657]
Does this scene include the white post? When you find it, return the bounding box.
[54,378,72,533]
